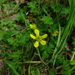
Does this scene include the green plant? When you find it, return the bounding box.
[1,0,75,75]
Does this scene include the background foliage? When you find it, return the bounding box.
[0,0,75,75]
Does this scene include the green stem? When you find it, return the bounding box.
[36,48,48,66]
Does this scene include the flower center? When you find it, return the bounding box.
[36,36,42,42]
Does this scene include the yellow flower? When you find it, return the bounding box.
[55,30,59,34]
[51,33,57,36]
[30,29,47,47]
[30,24,37,30]
[51,30,59,36]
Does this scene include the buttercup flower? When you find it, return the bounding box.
[51,33,57,36]
[55,30,59,34]
[30,24,37,30]
[30,29,47,47]
[51,29,59,36]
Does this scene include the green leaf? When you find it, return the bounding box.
[31,70,38,75]
[5,61,19,75]
[70,60,75,65]
[61,7,69,15]
[42,50,49,60]
[48,69,56,75]
[7,37,14,44]
[27,2,37,9]
[40,16,53,24]
[50,3,62,13]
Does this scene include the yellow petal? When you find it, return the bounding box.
[30,34,36,39]
[34,29,39,36]
[41,34,47,39]
[40,40,46,45]
[30,24,37,29]
[51,33,57,36]
[55,30,59,34]
[34,41,39,47]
